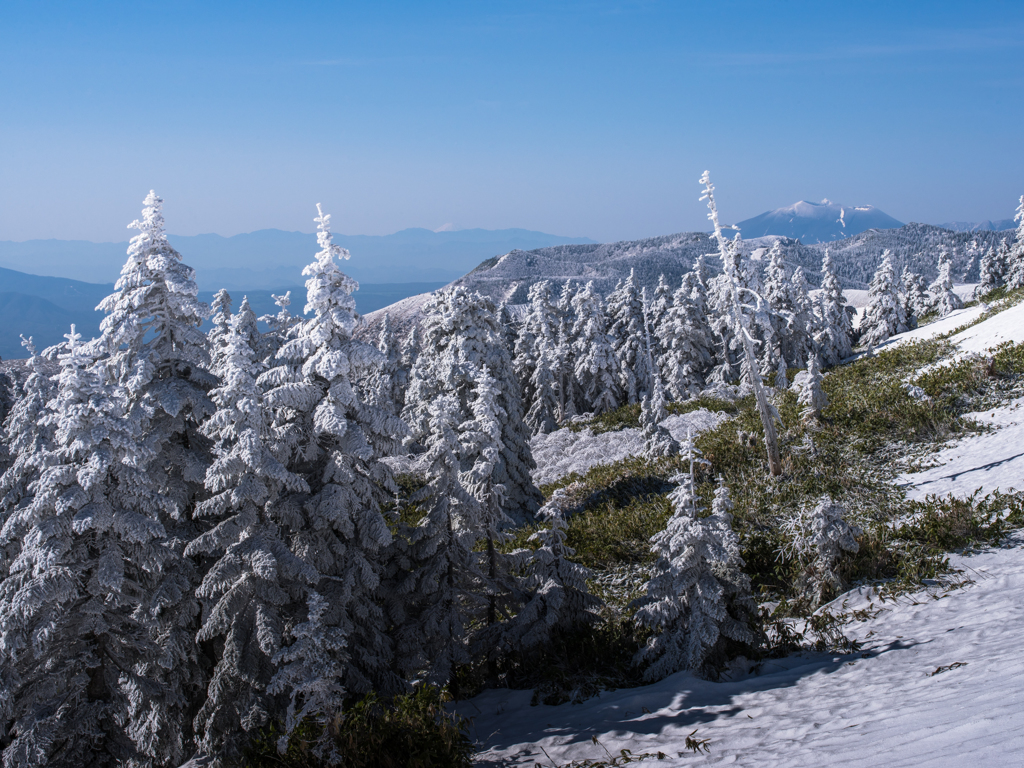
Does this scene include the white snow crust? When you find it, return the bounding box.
[529,410,730,487]
[462,533,1024,766]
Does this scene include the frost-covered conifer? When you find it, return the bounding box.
[186,313,315,758]
[516,282,560,434]
[640,290,679,459]
[634,439,754,680]
[781,496,861,607]
[491,488,602,654]
[258,291,300,364]
[365,313,403,414]
[392,397,482,685]
[658,269,715,399]
[814,250,854,366]
[571,281,621,415]
[928,251,964,317]
[606,269,649,403]
[761,241,794,368]
[1006,196,1024,289]
[262,204,407,700]
[649,274,673,363]
[267,592,348,760]
[701,172,782,476]
[774,355,789,390]
[0,327,171,768]
[403,286,541,522]
[976,246,1002,298]
[860,250,911,347]
[94,191,214,762]
[798,355,829,423]
[900,266,929,328]
[208,289,233,377]
[786,268,818,367]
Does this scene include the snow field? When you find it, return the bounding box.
[529,409,730,487]
[462,532,1024,767]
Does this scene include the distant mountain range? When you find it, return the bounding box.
[734,200,905,243]
[939,219,1016,233]
[0,228,595,290]
[0,266,446,360]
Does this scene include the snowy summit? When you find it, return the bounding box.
[736,199,905,244]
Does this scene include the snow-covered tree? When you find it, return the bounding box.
[490,487,602,655]
[928,251,964,317]
[186,312,315,758]
[606,269,650,404]
[781,496,861,607]
[516,282,560,435]
[648,273,673,363]
[208,289,233,377]
[798,355,829,423]
[403,286,541,523]
[814,249,854,367]
[1006,196,1024,289]
[701,172,782,476]
[262,204,407,702]
[571,282,620,415]
[634,440,754,680]
[640,290,679,459]
[900,266,929,327]
[94,191,215,762]
[364,313,403,414]
[860,250,911,348]
[267,591,348,760]
[0,327,172,768]
[658,269,715,400]
[975,245,1003,298]
[785,267,818,367]
[391,396,483,686]
[258,291,300,364]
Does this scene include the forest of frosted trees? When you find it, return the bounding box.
[0,185,1022,767]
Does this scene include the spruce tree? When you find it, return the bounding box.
[94,191,214,763]
[799,355,829,423]
[606,269,649,403]
[900,266,929,327]
[975,246,1002,298]
[262,204,407,702]
[1006,195,1024,289]
[860,250,910,347]
[634,437,754,680]
[814,249,854,366]
[571,281,621,415]
[403,286,541,523]
[187,312,315,758]
[658,270,715,400]
[0,328,170,768]
[928,251,964,317]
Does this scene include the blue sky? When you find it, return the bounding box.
[1,1,1022,242]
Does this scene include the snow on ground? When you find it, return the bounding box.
[529,409,730,487]
[462,532,1024,767]
[898,397,1024,501]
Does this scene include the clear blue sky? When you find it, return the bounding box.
[1,0,1022,243]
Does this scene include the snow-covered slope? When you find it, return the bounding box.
[940,219,1016,233]
[735,200,904,244]
[462,532,1024,766]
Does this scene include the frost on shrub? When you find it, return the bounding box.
[781,496,863,607]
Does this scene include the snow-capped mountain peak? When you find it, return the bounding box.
[737,200,904,243]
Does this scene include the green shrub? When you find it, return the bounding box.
[238,686,473,768]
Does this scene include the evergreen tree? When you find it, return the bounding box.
[403,286,541,523]
[658,269,715,400]
[928,251,964,317]
[781,497,861,607]
[975,246,1002,298]
[0,328,170,768]
[208,289,233,377]
[365,313,403,414]
[640,289,679,459]
[860,250,911,347]
[258,291,300,365]
[94,191,214,763]
[1006,196,1024,289]
[392,396,482,686]
[785,267,818,368]
[634,438,754,680]
[571,281,620,415]
[262,204,407,703]
[491,487,602,655]
[186,313,315,758]
[606,269,649,403]
[516,282,559,435]
[648,273,673,364]
[900,266,929,328]
[814,249,854,367]
[799,355,829,423]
